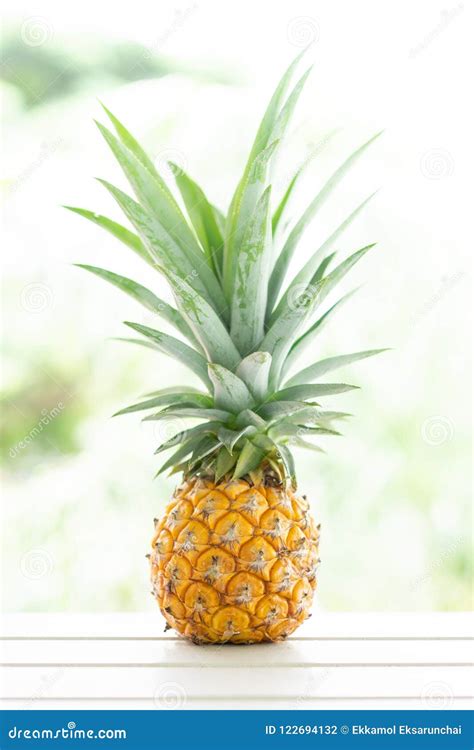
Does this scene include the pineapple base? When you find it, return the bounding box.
[150,476,320,644]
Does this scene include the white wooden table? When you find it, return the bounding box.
[1,613,472,710]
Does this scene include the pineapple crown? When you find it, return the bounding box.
[67,49,387,488]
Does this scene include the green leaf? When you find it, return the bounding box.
[271,244,374,388]
[310,244,376,310]
[230,186,273,353]
[266,131,382,317]
[268,192,377,323]
[296,425,341,436]
[285,349,389,387]
[144,407,230,423]
[269,67,312,152]
[290,437,325,453]
[251,433,276,452]
[258,401,313,422]
[286,407,352,425]
[142,385,203,397]
[217,425,258,454]
[275,444,296,486]
[64,206,151,265]
[233,438,268,480]
[247,48,309,168]
[211,204,226,236]
[75,264,198,346]
[260,278,326,390]
[111,336,161,353]
[271,383,358,402]
[164,270,241,371]
[156,435,205,476]
[208,364,255,413]
[154,421,222,455]
[96,120,195,253]
[169,162,224,278]
[97,180,203,285]
[283,288,358,374]
[188,435,222,469]
[270,422,340,440]
[236,352,272,402]
[124,321,211,388]
[100,103,158,176]
[272,170,299,236]
[224,141,279,299]
[96,122,228,317]
[272,128,339,235]
[312,251,336,283]
[215,446,238,481]
[114,390,212,417]
[261,277,325,354]
[235,409,267,430]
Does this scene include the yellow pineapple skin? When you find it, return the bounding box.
[150,477,320,644]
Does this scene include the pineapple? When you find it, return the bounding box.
[68,50,385,643]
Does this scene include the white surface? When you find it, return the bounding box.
[1,612,472,710]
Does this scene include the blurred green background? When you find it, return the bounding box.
[1,2,471,613]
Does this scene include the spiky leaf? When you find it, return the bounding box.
[208,365,255,413]
[271,383,358,402]
[64,207,150,264]
[75,264,197,345]
[236,352,272,402]
[169,162,224,278]
[285,349,388,387]
[114,390,212,417]
[230,186,272,353]
[164,271,240,370]
[125,322,211,387]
